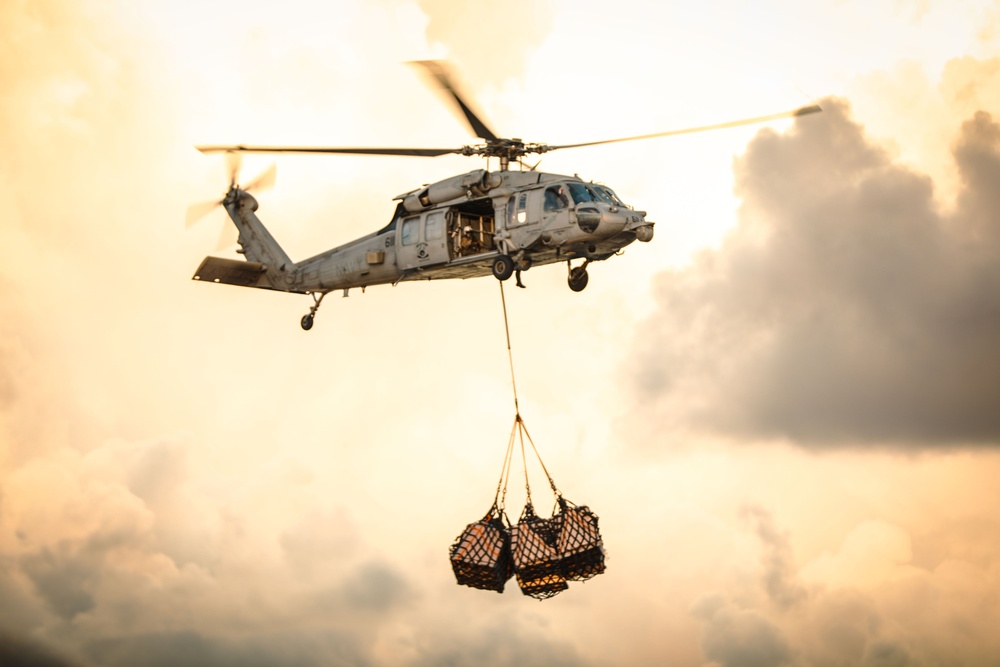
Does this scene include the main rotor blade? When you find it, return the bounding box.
[408,60,499,142]
[197,145,462,157]
[225,151,242,188]
[546,104,823,152]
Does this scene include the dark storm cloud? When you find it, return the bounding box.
[629,94,1000,447]
[0,634,83,667]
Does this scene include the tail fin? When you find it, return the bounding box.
[192,189,302,293]
[224,189,293,270]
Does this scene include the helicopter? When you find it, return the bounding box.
[190,61,821,330]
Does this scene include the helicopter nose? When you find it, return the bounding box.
[575,203,633,236]
[599,208,629,233]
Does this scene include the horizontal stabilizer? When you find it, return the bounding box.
[193,256,268,288]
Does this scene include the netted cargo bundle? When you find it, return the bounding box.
[556,498,605,582]
[450,407,607,599]
[449,506,512,593]
[511,503,568,600]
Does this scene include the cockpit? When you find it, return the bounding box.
[566,182,628,208]
[542,182,629,213]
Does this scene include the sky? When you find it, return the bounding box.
[2,0,1000,665]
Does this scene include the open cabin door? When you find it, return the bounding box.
[450,198,497,259]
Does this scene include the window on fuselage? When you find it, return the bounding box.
[568,182,599,204]
[425,211,444,241]
[544,186,569,212]
[401,216,420,245]
[507,193,530,225]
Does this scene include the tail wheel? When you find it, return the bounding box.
[568,266,589,292]
[492,255,515,281]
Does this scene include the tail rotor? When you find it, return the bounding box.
[186,152,276,250]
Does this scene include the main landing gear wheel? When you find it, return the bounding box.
[492,255,515,281]
[568,266,589,292]
[301,314,314,330]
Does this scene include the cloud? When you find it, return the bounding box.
[0,634,82,667]
[691,594,793,667]
[20,544,99,620]
[1,434,426,667]
[404,619,587,667]
[693,510,1000,666]
[416,0,555,87]
[310,560,416,614]
[84,631,346,667]
[741,506,807,611]
[801,520,917,589]
[628,89,1000,447]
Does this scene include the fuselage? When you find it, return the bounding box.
[283,170,653,294]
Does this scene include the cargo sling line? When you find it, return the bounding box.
[446,283,608,598]
[497,282,560,512]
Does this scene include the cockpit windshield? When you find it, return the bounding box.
[568,182,627,207]
[592,185,626,207]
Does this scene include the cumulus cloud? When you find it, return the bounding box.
[741,506,807,611]
[693,510,1000,666]
[1,434,426,667]
[691,594,793,667]
[629,90,1000,447]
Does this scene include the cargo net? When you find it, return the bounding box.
[450,413,606,600]
[449,506,512,593]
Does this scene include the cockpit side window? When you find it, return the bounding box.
[544,186,569,212]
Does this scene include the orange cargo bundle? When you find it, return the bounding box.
[449,414,605,600]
